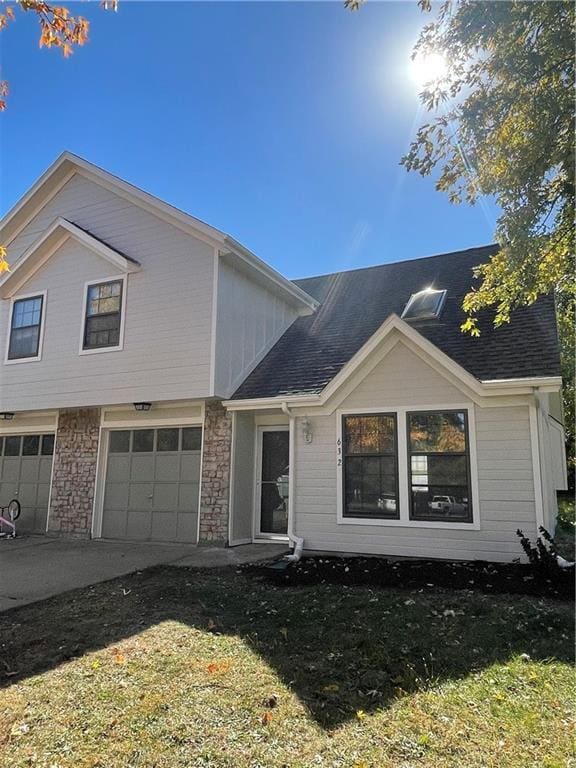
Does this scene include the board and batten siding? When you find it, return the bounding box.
[213,260,298,398]
[292,342,538,562]
[0,174,214,410]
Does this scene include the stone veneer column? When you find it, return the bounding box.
[198,400,233,545]
[47,408,101,539]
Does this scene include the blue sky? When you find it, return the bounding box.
[0,1,497,279]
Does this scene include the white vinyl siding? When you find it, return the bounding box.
[214,260,298,398]
[292,343,538,562]
[0,175,214,410]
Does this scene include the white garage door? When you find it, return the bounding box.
[102,426,202,543]
[0,433,55,533]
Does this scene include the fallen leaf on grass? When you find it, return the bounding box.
[262,711,273,726]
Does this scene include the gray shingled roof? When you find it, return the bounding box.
[231,245,561,400]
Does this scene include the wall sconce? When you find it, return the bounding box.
[0,412,15,421]
[301,417,313,444]
[133,402,152,412]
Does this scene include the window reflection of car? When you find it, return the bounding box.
[428,495,465,515]
[377,495,397,513]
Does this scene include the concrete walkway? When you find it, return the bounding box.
[0,536,288,612]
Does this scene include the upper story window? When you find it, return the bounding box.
[342,413,399,520]
[7,294,44,361]
[82,279,124,351]
[401,288,447,321]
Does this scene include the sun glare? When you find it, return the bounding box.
[410,51,448,88]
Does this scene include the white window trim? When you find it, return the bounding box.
[78,274,127,356]
[4,289,48,364]
[336,403,481,530]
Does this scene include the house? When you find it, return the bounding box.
[0,152,567,562]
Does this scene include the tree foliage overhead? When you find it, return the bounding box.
[401,0,574,337]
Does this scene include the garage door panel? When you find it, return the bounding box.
[20,459,40,483]
[155,455,180,482]
[151,511,178,541]
[2,459,20,482]
[126,510,152,540]
[106,456,130,483]
[38,457,53,483]
[104,482,129,510]
[152,483,178,512]
[177,512,198,543]
[102,427,202,543]
[178,483,199,513]
[102,509,128,539]
[17,484,38,507]
[37,483,50,506]
[130,455,155,481]
[180,454,201,480]
[128,483,154,511]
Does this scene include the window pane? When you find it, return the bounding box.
[157,428,179,452]
[408,411,466,453]
[182,427,202,451]
[13,296,42,328]
[84,314,121,349]
[22,435,40,456]
[344,415,396,454]
[41,434,55,455]
[261,431,289,481]
[343,414,398,519]
[9,325,40,359]
[84,281,122,349]
[4,436,21,456]
[132,429,154,452]
[109,430,130,453]
[0,437,3,455]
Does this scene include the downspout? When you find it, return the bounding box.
[281,401,304,562]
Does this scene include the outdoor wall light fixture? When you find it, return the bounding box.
[0,412,15,421]
[133,402,152,412]
[301,417,313,444]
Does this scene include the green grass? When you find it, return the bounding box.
[1,566,574,768]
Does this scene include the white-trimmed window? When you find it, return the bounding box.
[337,405,479,528]
[6,292,46,362]
[342,413,399,520]
[80,277,126,353]
[407,410,472,523]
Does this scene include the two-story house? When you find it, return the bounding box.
[0,153,567,561]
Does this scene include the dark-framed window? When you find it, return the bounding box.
[8,294,44,360]
[407,410,472,522]
[83,280,123,350]
[342,413,399,519]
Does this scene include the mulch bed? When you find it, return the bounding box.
[246,555,575,600]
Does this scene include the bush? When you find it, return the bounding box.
[516,526,566,574]
[557,495,575,527]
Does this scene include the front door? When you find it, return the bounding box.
[257,428,289,536]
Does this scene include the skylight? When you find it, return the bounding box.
[401,288,447,321]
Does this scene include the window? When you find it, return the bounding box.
[342,414,399,519]
[82,280,123,350]
[407,410,472,522]
[401,288,446,321]
[8,295,44,360]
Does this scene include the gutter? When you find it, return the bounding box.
[281,401,304,562]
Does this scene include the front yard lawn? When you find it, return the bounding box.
[1,565,573,767]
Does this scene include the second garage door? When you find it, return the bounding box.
[102,426,202,543]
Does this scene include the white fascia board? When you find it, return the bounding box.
[480,376,562,392]
[0,217,141,298]
[223,395,321,411]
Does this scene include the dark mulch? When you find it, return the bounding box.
[246,555,575,600]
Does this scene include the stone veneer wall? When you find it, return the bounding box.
[47,408,100,538]
[198,400,233,545]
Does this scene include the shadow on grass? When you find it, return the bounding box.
[0,565,573,729]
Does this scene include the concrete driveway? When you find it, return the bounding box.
[0,536,287,612]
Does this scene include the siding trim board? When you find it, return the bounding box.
[335,404,481,531]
